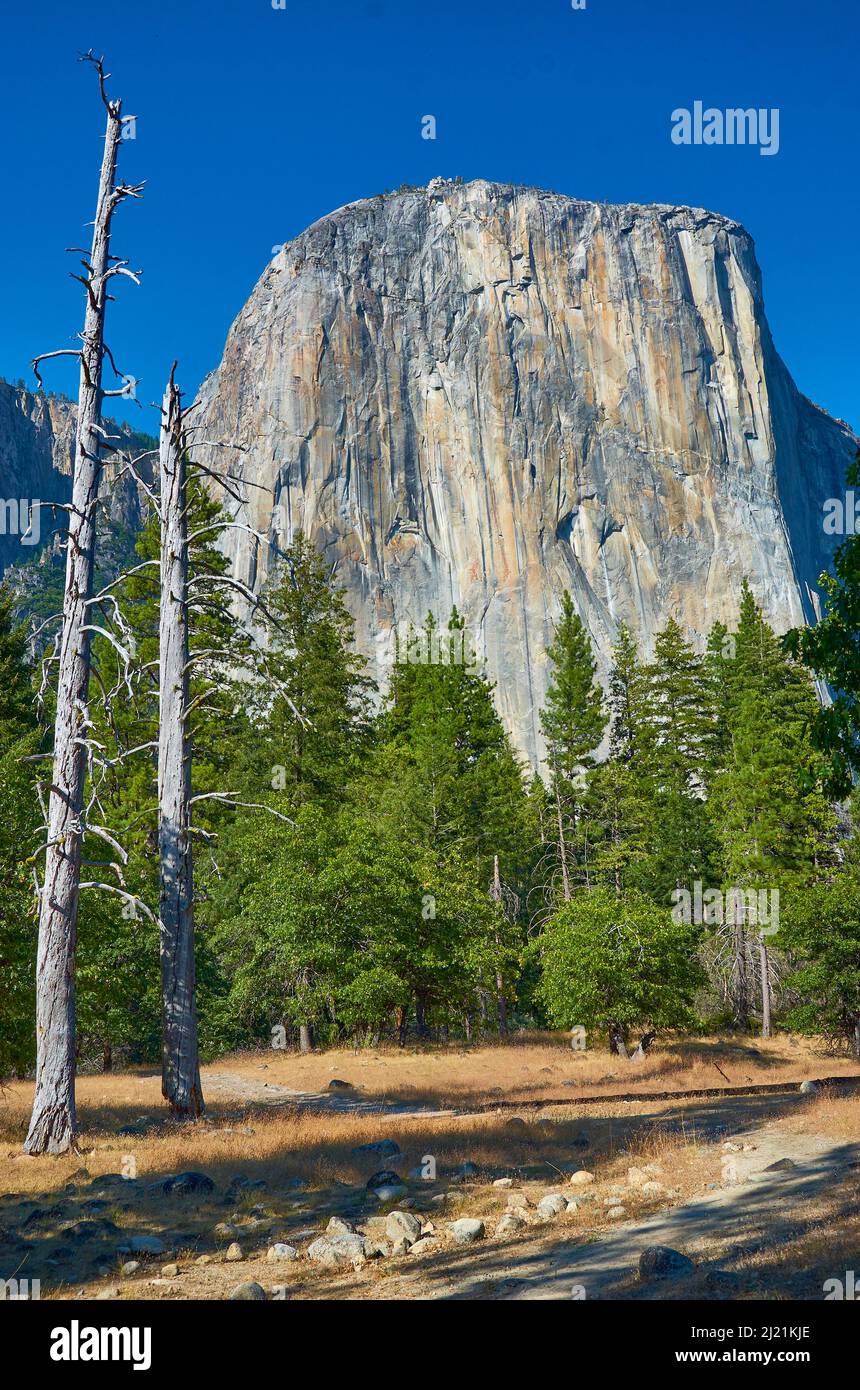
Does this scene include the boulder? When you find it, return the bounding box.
[352,1139,401,1159]
[229,1281,267,1300]
[369,1184,408,1204]
[537,1193,568,1221]
[267,1243,299,1262]
[496,1211,527,1235]
[326,1216,356,1235]
[162,1172,214,1198]
[639,1246,694,1281]
[126,1234,166,1255]
[366,1169,402,1190]
[448,1218,485,1245]
[452,1161,480,1182]
[385,1210,422,1245]
[307,1233,369,1268]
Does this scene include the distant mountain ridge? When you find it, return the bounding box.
[0,381,153,599]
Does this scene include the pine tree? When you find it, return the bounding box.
[586,624,652,895]
[780,869,860,1057]
[214,534,377,1051]
[709,582,837,1034]
[785,459,860,795]
[365,608,529,1035]
[538,593,607,899]
[637,617,718,903]
[237,532,375,811]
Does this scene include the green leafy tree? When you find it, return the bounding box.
[780,871,860,1057]
[218,804,507,1046]
[537,886,703,1054]
[708,583,837,1033]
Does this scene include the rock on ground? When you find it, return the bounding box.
[307,1233,369,1269]
[229,1282,267,1300]
[448,1218,485,1245]
[639,1246,695,1281]
[385,1210,422,1245]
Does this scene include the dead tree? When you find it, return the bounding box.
[154,381,293,1115]
[26,54,142,1154]
[757,930,773,1040]
[158,371,204,1118]
[490,853,509,1037]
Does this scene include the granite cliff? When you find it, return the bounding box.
[5,180,854,766]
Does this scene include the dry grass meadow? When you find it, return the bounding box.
[2,1034,858,1301]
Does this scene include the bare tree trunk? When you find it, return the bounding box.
[554,783,572,902]
[477,990,489,1029]
[158,373,203,1120]
[299,1024,312,1054]
[490,853,509,1037]
[26,65,135,1155]
[758,931,772,1040]
[415,993,429,1038]
[630,1030,657,1061]
[734,921,751,1031]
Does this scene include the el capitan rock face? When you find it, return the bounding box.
[192,180,855,765]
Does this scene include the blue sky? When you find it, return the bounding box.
[0,0,857,438]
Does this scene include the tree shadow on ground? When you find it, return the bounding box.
[1,1086,857,1300]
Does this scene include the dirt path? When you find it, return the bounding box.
[203,1071,450,1118]
[328,1118,859,1301]
[203,1068,860,1121]
[506,1123,858,1300]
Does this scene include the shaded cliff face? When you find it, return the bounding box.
[0,386,76,572]
[0,382,151,578]
[194,180,856,765]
